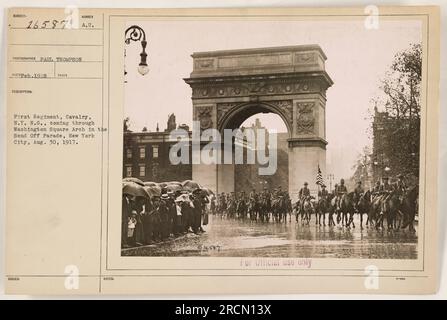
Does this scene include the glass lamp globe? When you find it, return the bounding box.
[138,65,149,75]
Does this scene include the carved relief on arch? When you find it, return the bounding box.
[191,81,314,99]
[268,100,293,131]
[216,103,238,128]
[194,105,214,130]
[296,102,315,135]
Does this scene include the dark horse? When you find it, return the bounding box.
[400,185,418,232]
[247,197,259,221]
[339,192,356,228]
[272,196,288,222]
[356,190,372,229]
[259,196,271,222]
[376,190,401,230]
[316,194,333,226]
[299,196,315,225]
[236,198,248,219]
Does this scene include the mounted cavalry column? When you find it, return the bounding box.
[184,45,333,197]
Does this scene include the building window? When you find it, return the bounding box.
[139,146,145,159]
[125,166,132,177]
[139,165,145,177]
[152,145,159,158]
[152,163,159,179]
[126,148,132,159]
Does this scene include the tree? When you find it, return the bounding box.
[370,43,421,180]
[349,146,372,190]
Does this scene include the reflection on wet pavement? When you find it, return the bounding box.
[122,215,418,259]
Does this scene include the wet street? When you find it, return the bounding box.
[122,215,418,259]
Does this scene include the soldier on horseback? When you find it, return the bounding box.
[332,183,338,197]
[372,180,381,198]
[335,179,348,211]
[318,184,329,200]
[249,188,258,202]
[353,181,364,211]
[378,177,393,216]
[395,174,407,196]
[298,182,311,215]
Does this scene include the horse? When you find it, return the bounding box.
[400,185,418,232]
[300,196,315,225]
[356,190,371,229]
[328,196,337,226]
[271,195,289,223]
[227,199,236,219]
[339,192,356,228]
[236,198,248,219]
[376,190,401,230]
[286,197,293,222]
[259,196,271,222]
[247,197,259,221]
[316,194,333,226]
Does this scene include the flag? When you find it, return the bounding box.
[316,165,324,186]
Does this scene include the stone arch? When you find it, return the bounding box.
[184,45,333,199]
[217,101,293,138]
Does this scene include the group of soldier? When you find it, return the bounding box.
[214,174,409,222]
[215,186,291,219]
[311,174,408,212]
[122,174,413,249]
[122,188,209,248]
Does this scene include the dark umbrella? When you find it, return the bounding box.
[123,177,145,186]
[166,181,182,187]
[182,180,202,191]
[201,187,214,196]
[123,182,150,198]
[143,185,162,198]
[143,181,158,187]
[166,183,183,193]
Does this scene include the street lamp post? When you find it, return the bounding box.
[124,25,149,77]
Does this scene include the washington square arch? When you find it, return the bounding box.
[184,45,333,200]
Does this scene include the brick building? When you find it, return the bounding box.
[123,115,288,189]
[123,115,192,183]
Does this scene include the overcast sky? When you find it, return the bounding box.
[124,18,421,177]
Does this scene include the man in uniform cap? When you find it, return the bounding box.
[378,177,393,216]
[318,184,329,200]
[372,180,381,198]
[353,181,364,211]
[335,179,348,210]
[395,174,407,196]
[298,182,311,214]
[380,177,393,194]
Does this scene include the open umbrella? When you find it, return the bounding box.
[166,181,182,187]
[175,194,192,204]
[123,177,145,186]
[123,182,150,198]
[201,187,214,196]
[181,180,202,191]
[143,181,158,187]
[166,183,183,193]
[143,185,162,198]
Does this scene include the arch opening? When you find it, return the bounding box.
[219,102,292,138]
[218,108,290,195]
